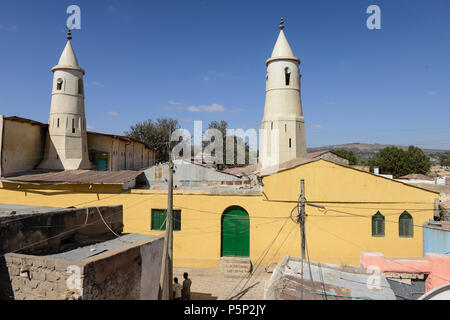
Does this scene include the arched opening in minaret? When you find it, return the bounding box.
[56,78,63,90]
[284,67,291,86]
[78,79,84,95]
[72,119,75,133]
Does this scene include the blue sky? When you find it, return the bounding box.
[0,0,449,150]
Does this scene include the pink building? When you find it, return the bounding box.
[361,252,450,292]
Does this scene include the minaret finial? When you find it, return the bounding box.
[279,17,284,30]
[67,26,72,40]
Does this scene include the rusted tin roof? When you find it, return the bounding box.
[221,164,258,176]
[4,116,48,127]
[1,170,143,185]
[306,150,331,159]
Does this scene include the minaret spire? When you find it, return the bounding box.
[67,27,72,40]
[279,17,284,30]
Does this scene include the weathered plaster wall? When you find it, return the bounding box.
[81,237,165,300]
[0,205,123,256]
[0,118,46,177]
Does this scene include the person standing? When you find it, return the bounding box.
[182,272,192,300]
[173,277,182,300]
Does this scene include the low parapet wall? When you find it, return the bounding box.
[0,205,123,256]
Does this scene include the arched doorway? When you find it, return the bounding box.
[221,206,250,257]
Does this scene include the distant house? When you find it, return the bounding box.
[306,150,349,166]
[397,174,435,185]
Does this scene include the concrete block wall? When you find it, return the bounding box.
[0,236,165,300]
[0,254,82,300]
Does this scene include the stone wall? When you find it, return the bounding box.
[0,253,82,300]
[0,236,165,300]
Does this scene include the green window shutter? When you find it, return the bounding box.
[399,211,413,238]
[151,209,181,231]
[372,211,385,237]
[151,209,166,230]
[173,210,181,231]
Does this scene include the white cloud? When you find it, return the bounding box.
[203,76,210,81]
[427,90,437,95]
[187,103,226,113]
[106,111,119,116]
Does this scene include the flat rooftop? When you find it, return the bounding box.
[0,203,63,217]
[43,233,155,261]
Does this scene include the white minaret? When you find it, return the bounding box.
[259,18,307,169]
[38,29,91,170]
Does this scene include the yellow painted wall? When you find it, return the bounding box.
[0,160,439,268]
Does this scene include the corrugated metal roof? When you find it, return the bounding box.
[221,164,258,176]
[2,170,143,185]
[307,150,331,159]
[259,157,318,177]
[266,256,396,300]
[4,116,48,127]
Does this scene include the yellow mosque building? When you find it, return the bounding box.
[0,21,441,269]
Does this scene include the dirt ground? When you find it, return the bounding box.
[173,266,273,300]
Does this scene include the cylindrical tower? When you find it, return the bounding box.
[259,19,307,170]
[39,30,91,170]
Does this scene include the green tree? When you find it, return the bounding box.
[437,152,450,167]
[202,121,251,169]
[125,118,180,163]
[332,149,357,165]
[370,146,431,178]
[406,145,431,174]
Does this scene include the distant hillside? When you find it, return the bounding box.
[307,143,449,160]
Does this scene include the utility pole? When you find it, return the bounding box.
[298,179,306,300]
[159,143,174,300]
[299,179,306,261]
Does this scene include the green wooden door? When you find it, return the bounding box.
[96,158,108,171]
[221,206,250,257]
